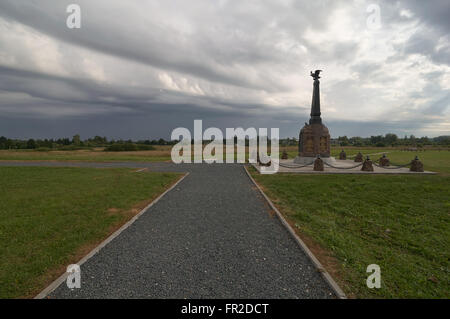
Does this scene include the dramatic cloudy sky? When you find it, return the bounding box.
[0,0,449,139]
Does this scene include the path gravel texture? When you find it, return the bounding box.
[1,162,335,298]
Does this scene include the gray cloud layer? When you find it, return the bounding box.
[0,0,449,139]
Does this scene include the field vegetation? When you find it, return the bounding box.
[250,149,450,298]
[0,167,182,298]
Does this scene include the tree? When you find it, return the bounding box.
[384,133,398,145]
[0,136,7,149]
[72,134,81,145]
[27,139,37,149]
[338,136,349,146]
[370,135,383,145]
[351,136,364,146]
[410,135,416,146]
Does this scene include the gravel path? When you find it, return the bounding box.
[1,161,335,298]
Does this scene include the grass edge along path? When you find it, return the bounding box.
[0,166,183,298]
[249,166,450,298]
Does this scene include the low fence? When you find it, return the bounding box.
[275,154,420,171]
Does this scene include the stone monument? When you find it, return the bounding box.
[294,70,335,164]
[361,156,374,171]
[410,156,424,172]
[354,152,363,162]
[379,154,390,166]
[314,156,324,171]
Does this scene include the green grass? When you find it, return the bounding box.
[282,146,450,174]
[0,167,182,298]
[283,146,391,159]
[250,154,450,298]
[3,146,448,171]
[0,149,171,162]
[386,151,450,174]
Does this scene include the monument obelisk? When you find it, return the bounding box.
[294,70,334,164]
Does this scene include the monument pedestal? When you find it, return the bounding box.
[298,123,331,158]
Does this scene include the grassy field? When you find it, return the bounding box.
[279,146,450,174]
[2,145,448,169]
[0,145,243,162]
[1,144,449,298]
[386,151,450,174]
[0,167,182,298]
[0,147,248,163]
[0,147,172,162]
[250,152,450,298]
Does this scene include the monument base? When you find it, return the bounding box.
[293,156,336,165]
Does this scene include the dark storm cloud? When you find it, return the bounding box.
[423,92,450,115]
[402,28,450,66]
[0,0,448,139]
[402,0,450,32]
[379,0,450,66]
[0,0,299,91]
[0,0,363,91]
[0,65,309,127]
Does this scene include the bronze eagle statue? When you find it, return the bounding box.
[310,70,322,80]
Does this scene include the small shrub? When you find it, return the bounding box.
[136,144,156,151]
[104,143,155,152]
[104,143,136,152]
[58,145,91,151]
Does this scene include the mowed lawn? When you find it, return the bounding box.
[0,147,172,162]
[0,167,182,298]
[250,152,450,298]
[387,151,450,174]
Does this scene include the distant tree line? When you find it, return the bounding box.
[0,135,178,150]
[334,134,450,147]
[1,133,449,150]
[280,134,450,147]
